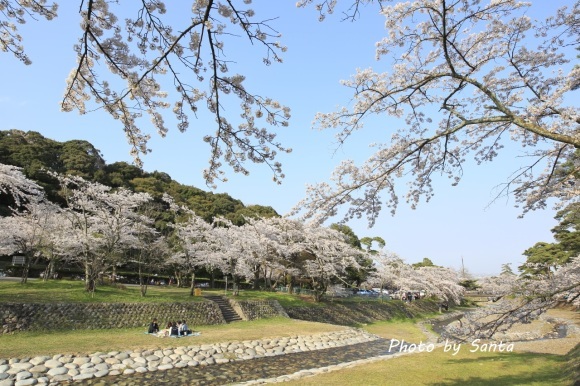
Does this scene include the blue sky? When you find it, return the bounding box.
[1,1,572,276]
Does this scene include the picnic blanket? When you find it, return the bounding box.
[145,332,201,338]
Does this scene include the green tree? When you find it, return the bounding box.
[0,130,61,176]
[360,236,386,254]
[458,279,480,291]
[330,224,375,287]
[227,205,280,226]
[412,257,436,268]
[130,176,168,199]
[520,202,580,278]
[330,224,362,249]
[500,263,515,276]
[102,162,144,188]
[0,130,63,201]
[520,242,570,278]
[59,140,105,180]
[552,202,580,257]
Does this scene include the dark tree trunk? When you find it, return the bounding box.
[138,263,148,297]
[253,266,260,290]
[84,263,97,294]
[20,255,30,285]
[189,272,196,297]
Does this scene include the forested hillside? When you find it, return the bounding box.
[0,130,278,224]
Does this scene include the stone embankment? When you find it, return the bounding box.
[0,302,226,335]
[1,299,441,335]
[0,328,378,386]
[0,300,289,335]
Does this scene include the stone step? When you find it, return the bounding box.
[204,295,242,323]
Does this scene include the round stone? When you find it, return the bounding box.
[29,357,49,366]
[16,371,32,381]
[47,367,68,376]
[28,365,47,374]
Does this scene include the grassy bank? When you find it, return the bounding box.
[0,279,314,307]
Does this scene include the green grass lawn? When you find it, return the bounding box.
[0,279,317,306]
[0,279,205,303]
[284,349,571,386]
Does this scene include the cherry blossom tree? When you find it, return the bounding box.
[4,2,577,201]
[58,175,153,293]
[0,201,61,283]
[0,163,44,208]
[164,194,214,295]
[398,265,465,307]
[2,0,291,186]
[92,187,153,283]
[126,201,167,296]
[239,216,299,290]
[189,214,361,298]
[200,218,249,288]
[0,1,58,65]
[295,1,579,225]
[368,253,464,306]
[247,216,307,293]
[300,223,362,301]
[477,271,519,299]
[366,250,405,293]
[38,209,72,282]
[0,163,60,282]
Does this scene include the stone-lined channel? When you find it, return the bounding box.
[74,338,395,386]
[0,329,378,385]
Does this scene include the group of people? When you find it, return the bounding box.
[148,319,193,337]
[401,291,422,302]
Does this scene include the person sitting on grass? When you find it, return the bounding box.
[157,321,173,338]
[147,319,159,334]
[178,320,191,336]
[170,321,179,337]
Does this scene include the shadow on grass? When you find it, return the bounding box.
[429,352,569,386]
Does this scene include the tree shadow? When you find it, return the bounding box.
[428,352,569,386]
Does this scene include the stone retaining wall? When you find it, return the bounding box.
[285,300,440,326]
[0,298,439,334]
[232,300,289,321]
[0,302,226,335]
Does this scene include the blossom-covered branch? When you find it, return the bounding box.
[2,1,291,186]
[295,0,580,225]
